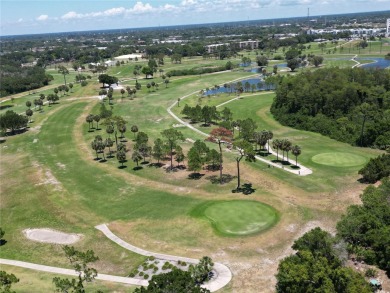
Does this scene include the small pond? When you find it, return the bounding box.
[203,77,274,96]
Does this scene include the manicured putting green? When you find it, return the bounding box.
[311,152,366,167]
[197,200,279,236]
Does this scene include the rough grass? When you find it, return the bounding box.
[1,265,137,293]
[1,54,386,292]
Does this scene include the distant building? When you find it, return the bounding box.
[387,18,390,37]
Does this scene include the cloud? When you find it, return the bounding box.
[61,11,83,20]
[36,14,49,21]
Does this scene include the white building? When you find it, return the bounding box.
[387,18,390,37]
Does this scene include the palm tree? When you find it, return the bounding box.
[272,139,281,161]
[281,139,292,162]
[164,79,169,88]
[291,145,301,166]
[58,65,69,85]
[266,130,273,154]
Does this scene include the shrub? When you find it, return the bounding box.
[144,274,149,279]
[139,271,144,276]
[358,154,390,183]
[81,80,88,87]
[129,273,135,277]
[365,268,378,278]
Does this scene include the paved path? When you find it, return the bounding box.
[95,224,232,292]
[167,85,313,176]
[351,55,361,68]
[0,258,148,286]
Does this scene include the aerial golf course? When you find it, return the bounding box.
[0,43,386,292]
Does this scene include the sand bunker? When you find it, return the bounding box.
[23,228,82,244]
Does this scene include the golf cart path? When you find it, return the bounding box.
[0,258,148,286]
[167,82,312,176]
[95,224,232,292]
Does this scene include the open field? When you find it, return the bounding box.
[0,49,386,292]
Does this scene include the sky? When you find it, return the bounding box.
[1,0,390,36]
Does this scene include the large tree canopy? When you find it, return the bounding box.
[276,227,371,293]
[271,67,390,147]
[337,178,390,274]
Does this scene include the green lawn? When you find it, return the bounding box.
[191,200,279,236]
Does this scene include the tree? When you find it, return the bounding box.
[118,123,126,139]
[287,58,301,72]
[311,56,324,67]
[135,131,148,146]
[116,150,126,167]
[256,56,268,67]
[234,140,256,189]
[152,138,164,164]
[142,66,153,78]
[134,268,210,293]
[131,125,139,139]
[358,154,390,183]
[0,228,4,243]
[106,124,114,139]
[85,114,94,131]
[58,65,69,86]
[337,179,390,272]
[93,115,101,130]
[291,145,301,166]
[0,270,19,293]
[189,256,214,285]
[132,150,143,167]
[276,228,371,293]
[98,74,118,88]
[208,127,233,184]
[137,143,151,163]
[26,101,31,109]
[105,138,114,157]
[0,110,28,134]
[175,145,185,167]
[161,129,184,170]
[53,246,99,293]
[239,118,257,142]
[25,109,33,123]
[272,139,282,161]
[69,83,73,92]
[164,79,170,88]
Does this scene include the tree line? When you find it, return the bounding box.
[271,67,390,147]
[277,179,390,292]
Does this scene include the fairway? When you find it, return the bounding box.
[196,200,279,236]
[311,152,367,167]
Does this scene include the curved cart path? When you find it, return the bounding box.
[167,85,313,176]
[95,224,232,292]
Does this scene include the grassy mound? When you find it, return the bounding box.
[311,152,366,167]
[192,200,279,236]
